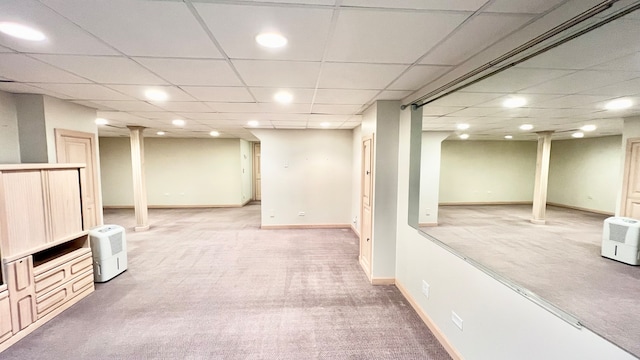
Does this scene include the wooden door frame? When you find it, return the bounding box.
[252,142,261,201]
[360,134,374,277]
[620,137,640,217]
[54,129,103,226]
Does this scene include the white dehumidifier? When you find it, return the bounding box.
[602,217,640,265]
[89,224,128,282]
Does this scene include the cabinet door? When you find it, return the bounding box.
[6,257,37,333]
[0,290,11,342]
[47,169,83,240]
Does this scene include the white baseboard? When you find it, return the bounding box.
[261,224,351,230]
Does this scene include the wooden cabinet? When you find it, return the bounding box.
[0,288,11,343]
[5,257,37,333]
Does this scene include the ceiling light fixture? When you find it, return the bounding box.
[503,97,527,108]
[209,131,220,137]
[95,118,108,125]
[519,124,533,131]
[274,91,293,104]
[581,124,597,132]
[157,131,165,136]
[247,120,259,127]
[604,98,632,110]
[145,89,168,102]
[459,134,469,140]
[320,122,330,128]
[504,135,513,139]
[172,119,185,127]
[572,132,585,138]
[457,123,470,130]
[255,32,288,48]
[0,22,46,41]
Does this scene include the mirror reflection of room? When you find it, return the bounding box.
[418,6,640,358]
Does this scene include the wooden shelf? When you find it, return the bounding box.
[2,231,89,264]
[0,163,85,171]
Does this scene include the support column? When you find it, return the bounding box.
[128,126,149,231]
[531,131,553,224]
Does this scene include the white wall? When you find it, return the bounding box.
[395,107,635,360]
[15,94,48,163]
[252,129,352,227]
[419,132,450,225]
[351,125,362,234]
[0,91,20,163]
[617,116,640,215]
[439,140,537,203]
[548,136,621,213]
[99,137,243,207]
[43,96,98,162]
[240,139,253,205]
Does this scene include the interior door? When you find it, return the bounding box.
[55,129,102,229]
[622,138,640,219]
[253,143,262,201]
[360,135,374,276]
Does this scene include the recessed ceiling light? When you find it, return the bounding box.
[145,89,168,102]
[248,120,259,127]
[457,123,470,130]
[604,98,632,110]
[157,131,165,136]
[0,22,46,41]
[172,119,185,127]
[459,134,469,140]
[504,135,513,139]
[519,124,533,131]
[581,124,597,132]
[320,122,330,128]
[95,118,108,125]
[572,132,585,138]
[255,32,288,48]
[274,91,293,104]
[503,97,527,108]
[209,131,220,137]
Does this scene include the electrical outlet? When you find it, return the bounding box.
[451,311,463,331]
[298,211,305,216]
[421,280,430,298]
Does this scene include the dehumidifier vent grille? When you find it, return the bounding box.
[109,232,123,255]
[609,223,628,243]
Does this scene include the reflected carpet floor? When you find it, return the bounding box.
[424,205,640,358]
[2,205,450,360]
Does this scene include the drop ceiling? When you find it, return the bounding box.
[0,0,638,140]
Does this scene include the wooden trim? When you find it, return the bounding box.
[439,201,532,206]
[241,198,252,206]
[0,163,85,171]
[546,202,614,216]
[395,280,464,360]
[103,204,246,209]
[261,224,351,230]
[371,277,395,285]
[350,223,360,236]
[419,222,438,227]
[359,256,372,281]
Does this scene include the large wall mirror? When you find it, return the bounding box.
[414,2,640,357]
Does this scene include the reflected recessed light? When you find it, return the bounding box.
[0,22,46,41]
[503,97,527,108]
[172,119,185,127]
[581,124,597,132]
[274,91,293,104]
[519,124,533,131]
[209,131,220,137]
[605,98,632,110]
[145,89,168,102]
[457,123,470,130]
[248,120,259,127]
[320,122,330,128]
[255,32,287,48]
[157,131,165,136]
[459,134,469,140]
[95,118,108,125]
[572,132,585,138]
[504,135,513,139]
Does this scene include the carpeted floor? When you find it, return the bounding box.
[423,204,640,358]
[2,205,451,360]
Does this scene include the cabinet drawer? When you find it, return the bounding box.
[34,248,92,296]
[36,270,94,318]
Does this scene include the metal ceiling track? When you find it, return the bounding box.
[402,0,640,111]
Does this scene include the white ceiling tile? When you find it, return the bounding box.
[0,82,63,96]
[421,106,465,116]
[473,93,561,108]
[533,95,614,109]
[33,55,167,85]
[97,111,148,121]
[447,107,502,117]
[257,103,311,114]
[308,114,352,122]
[523,70,640,94]
[154,102,215,113]
[40,0,222,58]
[429,92,503,107]
[131,112,183,120]
[182,87,254,102]
[422,13,534,65]
[579,77,640,97]
[376,90,413,100]
[30,83,134,101]
[210,103,260,113]
[106,85,196,102]
[176,113,223,121]
[241,0,335,5]
[484,0,566,14]
[193,3,333,61]
[0,0,118,55]
[326,9,469,63]
[233,60,321,87]
[91,101,162,112]
[342,0,486,11]
[71,100,116,111]
[0,46,14,53]
[250,87,316,103]
[590,52,640,71]
[463,68,574,93]
[270,120,310,127]
[314,89,379,104]
[135,58,242,86]
[0,54,90,83]
[311,104,363,114]
[318,63,407,89]
[389,65,452,91]
[339,122,361,129]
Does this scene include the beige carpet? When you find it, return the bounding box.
[2,205,451,359]
[424,204,640,358]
